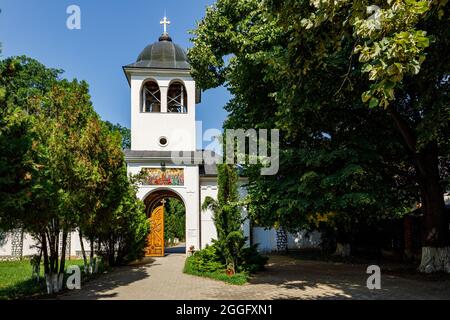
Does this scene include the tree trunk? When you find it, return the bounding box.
[41,233,49,275]
[388,107,449,273]
[78,230,88,274]
[419,247,450,273]
[56,229,68,291]
[59,229,68,274]
[42,231,56,294]
[96,239,101,273]
[89,238,95,274]
[416,147,449,273]
[48,227,64,293]
[33,248,42,283]
[43,230,60,294]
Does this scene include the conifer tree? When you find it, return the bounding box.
[202,164,245,274]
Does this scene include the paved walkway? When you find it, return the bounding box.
[60,254,450,300]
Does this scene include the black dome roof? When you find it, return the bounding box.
[128,33,190,70]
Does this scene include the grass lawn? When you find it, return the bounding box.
[183,255,249,285]
[0,258,89,300]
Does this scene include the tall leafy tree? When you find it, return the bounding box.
[190,0,412,251]
[269,0,450,272]
[190,0,449,271]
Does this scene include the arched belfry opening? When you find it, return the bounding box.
[142,80,161,113]
[144,189,186,256]
[168,81,188,113]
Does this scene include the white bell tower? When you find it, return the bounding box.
[123,18,213,255]
[123,17,199,152]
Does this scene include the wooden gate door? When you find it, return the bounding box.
[146,205,164,257]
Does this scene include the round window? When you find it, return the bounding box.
[159,137,168,147]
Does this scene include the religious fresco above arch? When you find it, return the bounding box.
[140,168,184,186]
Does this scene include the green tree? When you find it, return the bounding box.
[270,0,450,271]
[0,56,148,293]
[0,56,60,229]
[75,119,145,269]
[27,78,104,291]
[190,0,449,271]
[104,121,131,150]
[74,119,125,273]
[202,164,246,274]
[97,172,149,266]
[164,198,186,245]
[0,58,95,290]
[189,0,411,254]
[0,57,67,292]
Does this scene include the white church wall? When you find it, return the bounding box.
[184,165,201,251]
[252,228,322,253]
[252,228,278,252]
[238,182,251,246]
[130,72,197,152]
[22,233,38,256]
[0,232,39,258]
[0,234,12,256]
[69,231,90,258]
[200,178,218,248]
[0,230,91,259]
[199,178,251,249]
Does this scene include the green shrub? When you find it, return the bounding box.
[184,253,248,285]
[189,245,224,273]
[183,243,268,285]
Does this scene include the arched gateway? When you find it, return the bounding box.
[144,189,184,256]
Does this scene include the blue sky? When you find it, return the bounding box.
[0,0,230,148]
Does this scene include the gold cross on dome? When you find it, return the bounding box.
[160,16,171,34]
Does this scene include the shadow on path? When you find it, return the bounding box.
[59,258,159,300]
[248,256,450,300]
[58,254,450,300]
[165,243,186,255]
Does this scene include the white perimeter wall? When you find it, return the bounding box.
[199,178,250,249]
[199,178,218,248]
[252,228,322,253]
[0,231,91,258]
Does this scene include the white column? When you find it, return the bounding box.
[185,166,201,253]
[160,86,168,113]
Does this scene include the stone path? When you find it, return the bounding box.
[59,254,450,300]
